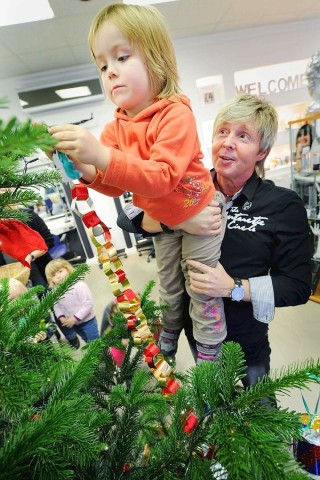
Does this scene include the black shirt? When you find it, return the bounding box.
[218,171,312,362]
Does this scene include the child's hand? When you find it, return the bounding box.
[48,124,110,172]
[34,331,48,342]
[61,316,77,328]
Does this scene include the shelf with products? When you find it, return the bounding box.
[289,113,320,303]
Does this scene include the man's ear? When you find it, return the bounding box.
[257,148,270,162]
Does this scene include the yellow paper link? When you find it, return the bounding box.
[152,359,173,386]
[111,278,131,296]
[132,324,152,345]
[105,242,118,261]
[97,248,111,266]
[117,299,145,319]
[102,260,115,278]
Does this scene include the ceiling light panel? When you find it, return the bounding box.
[0,0,54,27]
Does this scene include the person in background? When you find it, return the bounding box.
[0,187,54,288]
[120,93,312,387]
[47,3,227,364]
[23,206,55,288]
[295,123,313,173]
[6,277,60,343]
[45,258,99,349]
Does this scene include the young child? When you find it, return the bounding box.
[48,3,226,363]
[7,278,60,343]
[45,258,99,348]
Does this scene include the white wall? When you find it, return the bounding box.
[1,18,320,251]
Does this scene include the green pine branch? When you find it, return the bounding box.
[0,118,56,159]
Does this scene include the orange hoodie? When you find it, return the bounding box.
[87,95,214,225]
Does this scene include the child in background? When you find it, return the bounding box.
[7,277,28,300]
[45,258,99,348]
[48,3,226,363]
[7,278,59,343]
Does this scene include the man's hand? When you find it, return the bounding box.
[187,260,233,297]
[174,200,222,235]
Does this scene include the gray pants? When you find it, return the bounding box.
[154,195,227,346]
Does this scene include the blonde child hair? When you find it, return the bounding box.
[7,278,28,300]
[45,258,74,288]
[88,3,180,100]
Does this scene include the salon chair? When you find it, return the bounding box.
[49,234,86,265]
[135,234,155,262]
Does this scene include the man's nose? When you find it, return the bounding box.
[222,134,235,148]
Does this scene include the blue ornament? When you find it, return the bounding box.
[56,151,81,180]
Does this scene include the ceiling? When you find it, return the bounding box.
[1,0,320,82]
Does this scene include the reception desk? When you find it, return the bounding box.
[44,213,75,236]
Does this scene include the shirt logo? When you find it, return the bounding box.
[227,206,268,232]
[242,201,252,211]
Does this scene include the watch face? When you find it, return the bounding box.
[231,286,244,301]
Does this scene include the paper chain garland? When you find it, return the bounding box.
[70,183,197,417]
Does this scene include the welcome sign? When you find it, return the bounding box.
[234,59,309,96]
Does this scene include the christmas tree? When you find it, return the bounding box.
[0,106,319,479]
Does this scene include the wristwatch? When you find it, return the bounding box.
[230,277,245,302]
[30,253,36,262]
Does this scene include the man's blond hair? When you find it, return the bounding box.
[213,94,278,177]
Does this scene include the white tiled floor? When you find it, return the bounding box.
[84,251,320,478]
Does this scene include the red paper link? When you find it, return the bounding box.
[144,343,160,359]
[82,211,101,228]
[115,269,126,283]
[182,411,198,434]
[162,378,180,395]
[100,222,112,241]
[117,289,138,303]
[71,184,89,200]
[127,318,137,329]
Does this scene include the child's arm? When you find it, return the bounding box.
[48,124,125,197]
[60,316,77,328]
[48,124,110,180]
[70,282,95,322]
